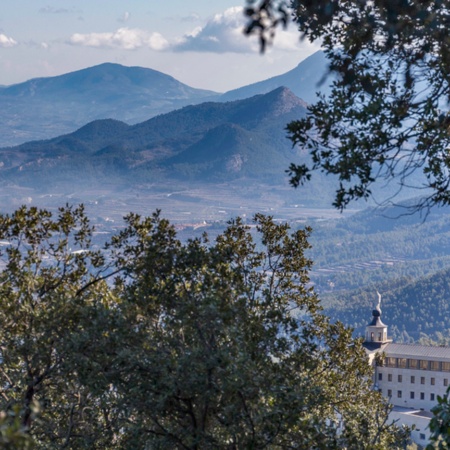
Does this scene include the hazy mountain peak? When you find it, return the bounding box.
[258,86,308,113]
[220,50,331,104]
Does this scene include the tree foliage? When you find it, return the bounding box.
[245,0,450,211]
[0,205,408,448]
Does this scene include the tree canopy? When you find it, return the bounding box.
[0,205,409,448]
[245,0,450,211]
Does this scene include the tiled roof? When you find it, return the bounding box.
[384,343,450,361]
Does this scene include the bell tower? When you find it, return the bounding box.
[364,291,392,348]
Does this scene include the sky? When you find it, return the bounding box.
[0,1,320,92]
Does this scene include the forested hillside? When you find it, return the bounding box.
[325,268,450,342]
[305,202,450,342]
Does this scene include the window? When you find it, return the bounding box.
[378,373,382,381]
[421,377,425,384]
[378,332,382,341]
[398,358,407,368]
[420,360,429,370]
[387,389,392,397]
[443,362,450,372]
[388,374,393,382]
[398,374,403,383]
[431,361,440,371]
[431,393,435,401]
[420,433,426,440]
[431,378,435,386]
[411,376,415,384]
[420,392,425,400]
[397,390,402,398]
[445,379,448,387]
[410,391,415,399]
[386,357,396,367]
[408,359,419,369]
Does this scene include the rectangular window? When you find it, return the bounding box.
[420,360,429,370]
[420,392,425,400]
[421,377,425,385]
[398,358,407,368]
[442,362,450,372]
[386,357,396,367]
[378,373,382,381]
[420,433,426,440]
[431,393,435,401]
[411,376,415,384]
[431,361,440,371]
[410,391,415,399]
[387,389,392,397]
[398,375,403,383]
[397,390,402,398]
[388,374,393,382]
[431,378,435,386]
[408,359,419,369]
[445,379,448,387]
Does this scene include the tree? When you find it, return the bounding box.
[85,212,408,448]
[427,388,450,449]
[245,0,450,211]
[0,205,122,448]
[0,206,409,448]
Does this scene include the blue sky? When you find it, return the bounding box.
[0,1,319,92]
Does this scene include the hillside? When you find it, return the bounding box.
[325,268,450,343]
[0,52,332,148]
[0,88,317,191]
[0,63,218,147]
[301,201,450,341]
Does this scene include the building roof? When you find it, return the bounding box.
[384,343,450,361]
[391,406,433,419]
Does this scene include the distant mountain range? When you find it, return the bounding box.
[0,52,330,147]
[0,87,318,192]
[0,63,218,147]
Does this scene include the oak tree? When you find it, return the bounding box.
[91,212,408,448]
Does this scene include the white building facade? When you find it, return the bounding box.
[363,299,450,446]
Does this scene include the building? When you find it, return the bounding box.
[362,294,450,446]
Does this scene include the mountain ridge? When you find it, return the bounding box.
[0,87,310,189]
[0,53,328,147]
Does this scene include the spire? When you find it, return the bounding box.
[376,290,382,314]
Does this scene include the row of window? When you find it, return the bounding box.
[385,357,450,371]
[387,389,436,401]
[378,373,448,386]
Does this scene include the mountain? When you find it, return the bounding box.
[0,63,219,147]
[0,87,314,191]
[0,52,332,148]
[220,51,332,104]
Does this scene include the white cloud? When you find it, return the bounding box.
[0,34,18,48]
[171,6,303,54]
[67,7,302,55]
[173,7,254,53]
[68,28,169,51]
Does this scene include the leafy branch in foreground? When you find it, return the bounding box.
[245,0,450,211]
